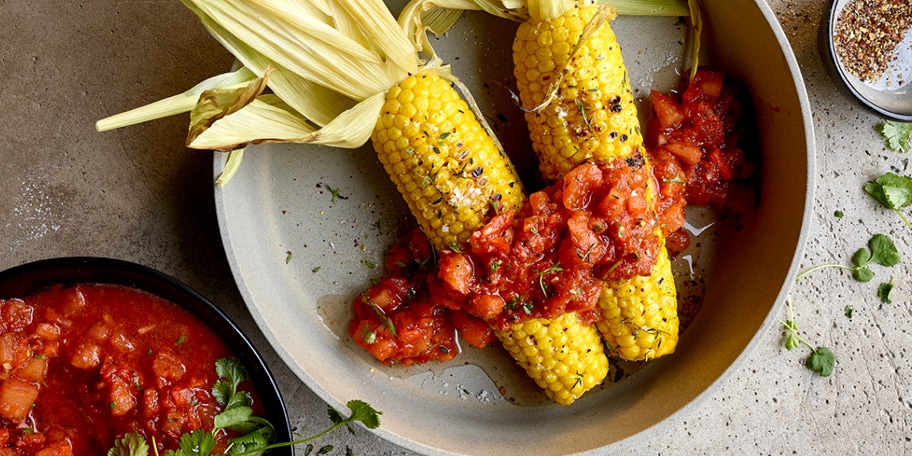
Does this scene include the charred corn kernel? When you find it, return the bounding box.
[373,71,524,250]
[512,4,679,361]
[495,311,609,405]
[596,240,678,361]
[513,5,641,181]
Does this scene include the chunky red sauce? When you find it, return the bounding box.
[647,69,757,254]
[350,69,756,366]
[0,284,259,455]
[351,156,660,365]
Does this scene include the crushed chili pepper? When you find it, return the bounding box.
[833,0,912,83]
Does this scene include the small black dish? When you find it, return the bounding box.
[819,0,912,121]
[0,256,293,454]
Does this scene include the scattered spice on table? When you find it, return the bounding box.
[833,0,912,83]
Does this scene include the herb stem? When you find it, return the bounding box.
[795,263,854,281]
[894,208,912,227]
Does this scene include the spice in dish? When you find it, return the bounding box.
[832,0,912,84]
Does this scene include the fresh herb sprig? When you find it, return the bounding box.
[781,234,901,377]
[108,359,381,456]
[795,233,900,282]
[779,298,835,377]
[248,400,381,455]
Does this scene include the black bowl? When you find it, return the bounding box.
[0,257,293,454]
[819,0,912,121]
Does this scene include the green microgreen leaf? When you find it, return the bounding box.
[806,347,836,377]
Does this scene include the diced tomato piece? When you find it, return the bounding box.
[450,310,494,348]
[651,90,685,129]
[69,342,101,369]
[0,333,29,370]
[0,378,39,422]
[466,294,505,321]
[561,163,602,210]
[35,442,74,456]
[15,356,48,383]
[152,350,186,381]
[35,323,61,341]
[438,252,475,295]
[663,141,704,166]
[1,299,34,332]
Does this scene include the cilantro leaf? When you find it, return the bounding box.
[879,120,912,153]
[177,429,217,456]
[215,358,247,391]
[212,379,232,407]
[864,173,912,226]
[214,405,254,431]
[806,347,836,377]
[108,432,150,456]
[878,277,895,304]
[868,234,900,266]
[853,267,874,283]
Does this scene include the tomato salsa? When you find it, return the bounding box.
[0,283,260,455]
[351,154,662,365]
[350,69,756,367]
[647,69,757,254]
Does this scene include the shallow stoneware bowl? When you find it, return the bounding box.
[213,0,815,454]
[0,257,293,454]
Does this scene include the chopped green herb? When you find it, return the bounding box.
[325,184,348,203]
[538,263,564,297]
[878,277,894,304]
[490,259,502,272]
[174,335,186,346]
[844,305,854,319]
[312,266,321,273]
[285,251,293,264]
[834,210,844,218]
[364,260,376,269]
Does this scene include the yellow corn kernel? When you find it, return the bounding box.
[596,240,679,361]
[496,311,609,405]
[372,71,524,250]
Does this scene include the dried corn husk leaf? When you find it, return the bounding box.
[189,92,385,151]
[95,67,257,132]
[187,69,272,146]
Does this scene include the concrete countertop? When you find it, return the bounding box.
[2,0,909,454]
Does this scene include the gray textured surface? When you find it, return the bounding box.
[1,0,909,454]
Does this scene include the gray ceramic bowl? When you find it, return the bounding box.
[0,257,293,454]
[213,0,814,454]
[819,0,912,121]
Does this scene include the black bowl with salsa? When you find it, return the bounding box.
[0,257,293,455]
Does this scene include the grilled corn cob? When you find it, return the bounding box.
[511,3,679,361]
[374,71,524,249]
[596,239,678,360]
[495,311,608,405]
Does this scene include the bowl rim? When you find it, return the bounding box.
[819,0,912,122]
[0,256,294,455]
